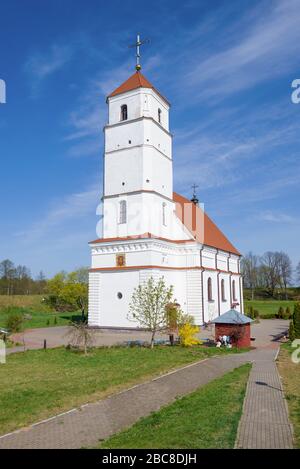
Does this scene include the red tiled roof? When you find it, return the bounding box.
[108,71,169,104]
[89,195,240,256]
[173,192,240,256]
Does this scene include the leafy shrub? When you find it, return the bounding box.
[289,321,295,341]
[284,306,291,320]
[5,313,24,332]
[178,323,200,347]
[278,306,284,319]
[293,303,300,338]
[246,306,253,319]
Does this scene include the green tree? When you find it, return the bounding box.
[293,303,300,338]
[278,306,284,319]
[46,268,89,317]
[6,312,24,332]
[128,277,173,348]
[289,321,295,341]
[285,306,291,320]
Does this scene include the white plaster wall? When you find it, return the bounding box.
[98,270,140,327]
[103,192,191,240]
[201,248,217,269]
[88,272,101,326]
[105,119,171,158]
[88,268,187,328]
[104,145,172,198]
[90,240,201,269]
[202,269,219,323]
[218,273,231,315]
[217,251,229,271]
[229,256,239,273]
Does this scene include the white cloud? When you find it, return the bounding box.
[163,0,300,103]
[257,211,297,224]
[26,45,73,79]
[15,183,100,244]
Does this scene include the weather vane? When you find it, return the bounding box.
[128,34,150,71]
[191,184,199,205]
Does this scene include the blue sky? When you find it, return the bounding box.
[0,0,299,278]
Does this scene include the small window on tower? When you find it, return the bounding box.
[232,280,237,301]
[119,200,127,224]
[208,277,213,302]
[120,104,128,121]
[158,108,162,124]
[162,202,167,226]
[221,279,226,302]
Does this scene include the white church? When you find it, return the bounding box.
[88,44,243,328]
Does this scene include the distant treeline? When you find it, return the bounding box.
[0,259,47,295]
[241,251,300,300]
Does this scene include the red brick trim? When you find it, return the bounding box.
[89,265,243,274]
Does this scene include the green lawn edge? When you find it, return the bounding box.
[0,345,248,436]
[100,363,251,449]
[277,343,300,448]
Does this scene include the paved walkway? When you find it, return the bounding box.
[0,351,256,449]
[1,319,292,449]
[8,326,170,354]
[8,319,289,353]
[235,346,294,449]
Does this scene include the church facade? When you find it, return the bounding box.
[88,70,243,328]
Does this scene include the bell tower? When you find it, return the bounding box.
[102,68,174,239]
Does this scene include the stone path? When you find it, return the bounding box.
[8,319,288,353]
[235,346,294,449]
[1,319,292,449]
[0,351,256,449]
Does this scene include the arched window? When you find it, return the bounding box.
[232,280,237,301]
[119,200,127,224]
[120,104,127,121]
[158,108,162,124]
[162,202,167,226]
[221,279,226,302]
[208,277,213,301]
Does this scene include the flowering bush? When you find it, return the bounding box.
[179,323,200,347]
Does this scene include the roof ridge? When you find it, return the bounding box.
[173,191,240,256]
[107,71,170,104]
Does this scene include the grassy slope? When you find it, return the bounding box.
[0,295,79,329]
[277,343,300,448]
[101,364,251,449]
[0,345,245,435]
[245,300,295,316]
[0,295,47,309]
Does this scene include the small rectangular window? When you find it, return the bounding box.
[119,200,127,224]
[121,105,128,121]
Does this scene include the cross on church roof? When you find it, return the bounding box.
[128,34,150,71]
[191,184,199,205]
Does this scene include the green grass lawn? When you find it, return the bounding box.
[100,364,251,449]
[277,343,300,448]
[0,345,247,436]
[245,300,295,317]
[0,295,79,330]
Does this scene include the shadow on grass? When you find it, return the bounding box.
[61,314,83,323]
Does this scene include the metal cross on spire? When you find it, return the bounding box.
[191,184,199,205]
[128,34,150,71]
